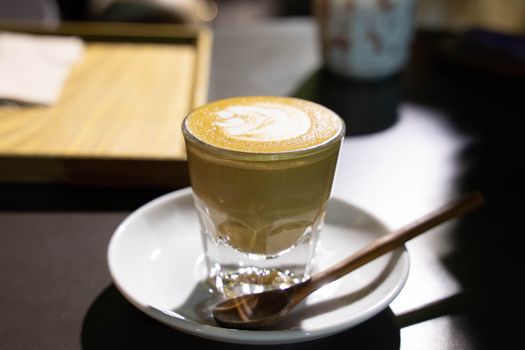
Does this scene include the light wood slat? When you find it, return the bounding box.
[0,42,195,159]
[0,23,211,186]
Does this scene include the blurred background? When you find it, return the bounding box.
[1,0,524,34]
[1,2,524,350]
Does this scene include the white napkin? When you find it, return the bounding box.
[0,31,84,106]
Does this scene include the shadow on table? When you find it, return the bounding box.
[437,82,524,349]
[81,285,400,349]
[402,31,525,348]
[292,68,402,137]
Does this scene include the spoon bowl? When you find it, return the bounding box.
[212,192,484,329]
[213,289,292,329]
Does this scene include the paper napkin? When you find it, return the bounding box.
[0,31,84,106]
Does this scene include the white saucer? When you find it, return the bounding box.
[108,187,409,345]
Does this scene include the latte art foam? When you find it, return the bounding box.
[185,96,344,153]
[213,103,311,141]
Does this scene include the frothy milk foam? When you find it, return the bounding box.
[183,96,344,295]
[186,96,343,153]
[214,103,311,141]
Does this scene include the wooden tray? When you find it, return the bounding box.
[0,22,212,187]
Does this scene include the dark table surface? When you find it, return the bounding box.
[1,18,524,349]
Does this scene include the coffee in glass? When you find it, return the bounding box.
[182,96,344,296]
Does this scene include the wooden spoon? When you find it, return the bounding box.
[212,192,484,329]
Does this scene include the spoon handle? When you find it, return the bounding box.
[290,192,484,306]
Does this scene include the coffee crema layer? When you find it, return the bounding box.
[185,96,343,153]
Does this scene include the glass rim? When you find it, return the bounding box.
[181,115,346,161]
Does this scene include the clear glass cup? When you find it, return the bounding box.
[182,97,345,297]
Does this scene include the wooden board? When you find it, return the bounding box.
[0,22,212,186]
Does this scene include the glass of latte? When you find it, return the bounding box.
[182,96,345,296]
